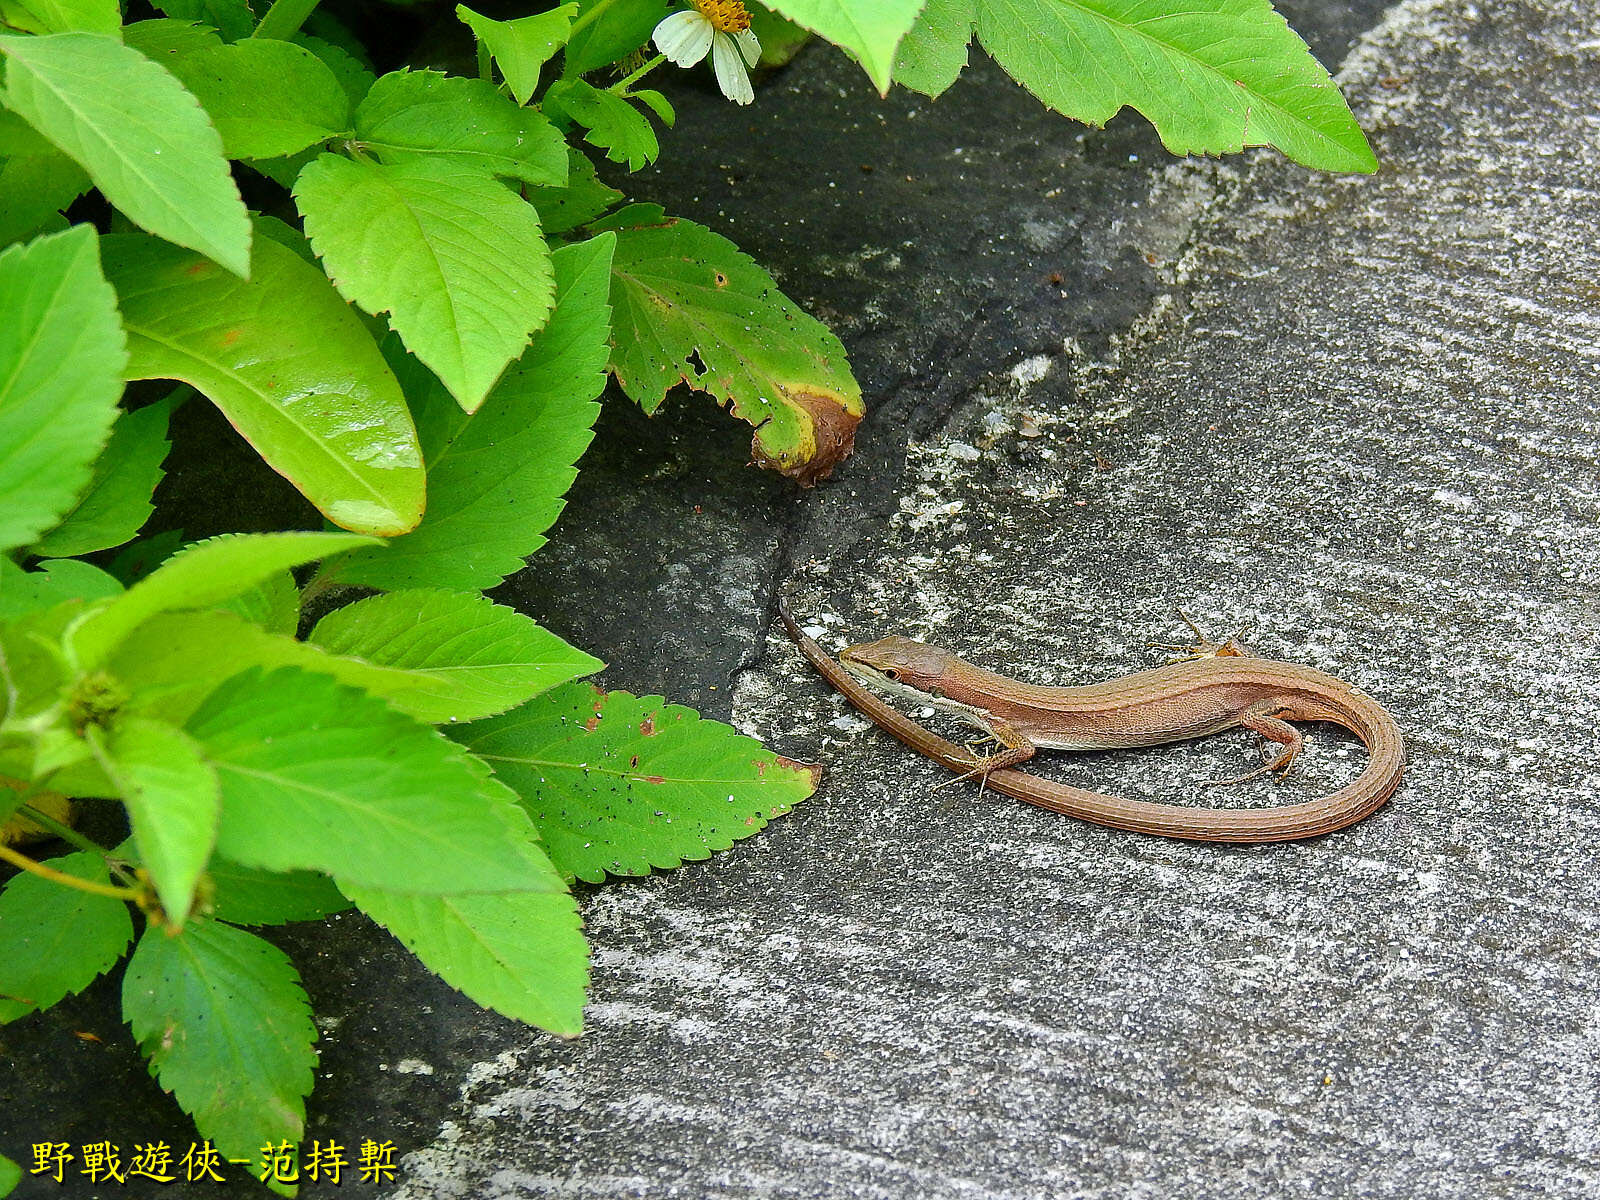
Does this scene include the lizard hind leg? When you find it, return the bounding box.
[1203,709,1303,787]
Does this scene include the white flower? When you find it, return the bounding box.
[653,3,761,106]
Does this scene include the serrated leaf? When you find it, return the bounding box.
[973,0,1376,172]
[70,530,377,668]
[344,876,586,1035]
[457,2,576,106]
[165,38,351,160]
[0,225,126,554]
[0,0,118,37]
[292,32,374,106]
[562,0,664,76]
[0,557,122,620]
[544,78,657,171]
[457,683,821,883]
[892,0,973,96]
[525,146,622,235]
[186,666,561,892]
[0,149,90,247]
[31,397,172,558]
[215,569,298,634]
[121,919,316,1162]
[318,235,613,592]
[600,204,862,484]
[763,0,925,93]
[206,860,350,925]
[0,850,133,1022]
[99,717,219,926]
[309,590,601,722]
[156,0,254,41]
[102,232,426,534]
[0,33,252,275]
[295,155,555,414]
[354,69,566,186]
[122,18,223,62]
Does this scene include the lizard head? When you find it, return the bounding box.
[838,635,962,702]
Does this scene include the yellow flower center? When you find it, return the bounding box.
[693,0,751,33]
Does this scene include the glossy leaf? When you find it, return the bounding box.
[0,850,133,1022]
[0,557,122,620]
[457,683,821,883]
[563,0,664,76]
[164,38,351,160]
[215,569,299,635]
[0,225,126,554]
[763,0,926,92]
[457,2,576,105]
[0,142,89,247]
[156,0,254,40]
[319,235,613,591]
[121,18,223,62]
[354,69,566,186]
[601,204,863,484]
[0,0,119,39]
[526,147,623,235]
[308,590,601,722]
[893,0,973,96]
[70,530,376,668]
[345,877,587,1036]
[103,233,426,534]
[0,33,252,274]
[295,155,555,414]
[31,397,172,558]
[186,667,561,892]
[122,920,317,1164]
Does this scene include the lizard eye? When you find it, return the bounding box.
[883,668,900,681]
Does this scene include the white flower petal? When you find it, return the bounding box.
[735,27,762,67]
[654,10,714,66]
[711,32,754,105]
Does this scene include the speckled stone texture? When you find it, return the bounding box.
[6,1,1599,1197]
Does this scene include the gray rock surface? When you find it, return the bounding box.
[7,0,1600,1197]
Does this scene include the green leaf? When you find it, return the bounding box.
[122,18,224,62]
[206,860,351,925]
[544,78,657,171]
[0,850,133,1023]
[309,590,600,722]
[457,2,576,106]
[0,225,126,554]
[354,69,567,186]
[892,0,972,96]
[70,530,377,668]
[0,149,90,247]
[0,0,119,36]
[457,683,821,883]
[293,32,374,106]
[319,235,613,592]
[156,0,254,41]
[186,666,562,892]
[122,919,316,1163]
[525,146,622,235]
[344,877,586,1035]
[215,569,298,634]
[295,155,555,414]
[601,204,863,484]
[99,717,220,926]
[102,232,426,534]
[0,33,252,275]
[0,557,122,620]
[164,38,351,160]
[763,0,926,93]
[973,0,1376,172]
[562,0,664,76]
[31,397,172,558]
[0,1153,19,1197]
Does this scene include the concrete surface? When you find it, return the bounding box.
[6,0,1600,1196]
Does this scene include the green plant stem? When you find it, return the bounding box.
[567,0,625,42]
[252,0,322,42]
[611,53,666,94]
[0,840,140,901]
